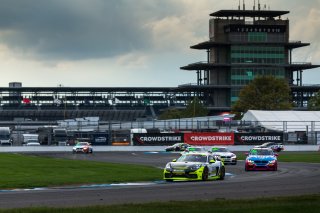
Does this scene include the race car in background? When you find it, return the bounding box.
[182,146,207,154]
[254,142,284,152]
[72,142,93,154]
[245,148,278,171]
[165,143,190,152]
[211,147,237,165]
[163,152,225,181]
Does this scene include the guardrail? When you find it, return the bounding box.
[0,145,318,152]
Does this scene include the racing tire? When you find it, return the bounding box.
[218,166,225,180]
[202,167,209,181]
[165,179,173,182]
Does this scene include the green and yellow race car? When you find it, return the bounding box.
[163,152,225,181]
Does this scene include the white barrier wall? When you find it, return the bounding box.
[0,145,319,152]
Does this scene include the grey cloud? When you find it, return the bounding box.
[0,0,180,60]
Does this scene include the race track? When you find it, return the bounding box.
[0,152,319,209]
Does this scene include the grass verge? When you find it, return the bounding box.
[0,153,161,189]
[0,194,319,213]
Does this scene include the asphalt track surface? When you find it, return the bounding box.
[0,151,320,209]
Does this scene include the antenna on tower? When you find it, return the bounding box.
[238,0,241,10]
[243,0,246,10]
[258,0,261,10]
[253,0,256,10]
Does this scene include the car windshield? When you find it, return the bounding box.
[177,154,208,163]
[77,142,89,146]
[212,147,228,152]
[188,147,204,152]
[261,143,273,146]
[250,149,273,156]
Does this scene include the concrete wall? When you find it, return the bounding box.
[0,145,318,152]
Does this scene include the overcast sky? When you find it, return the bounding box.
[0,0,319,87]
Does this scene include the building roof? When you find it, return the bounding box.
[210,10,289,18]
[190,41,310,50]
[242,110,320,132]
[180,62,320,71]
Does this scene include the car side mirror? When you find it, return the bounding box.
[245,152,249,156]
[172,159,177,162]
[274,153,279,157]
[209,159,215,164]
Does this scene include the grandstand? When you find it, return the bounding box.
[0,86,209,121]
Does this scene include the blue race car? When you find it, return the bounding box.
[245,148,278,171]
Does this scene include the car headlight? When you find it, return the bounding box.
[231,154,236,158]
[246,159,254,164]
[165,163,172,172]
[188,164,202,171]
[269,160,276,164]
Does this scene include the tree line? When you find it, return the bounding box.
[159,76,320,120]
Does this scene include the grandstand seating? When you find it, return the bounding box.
[0,108,147,121]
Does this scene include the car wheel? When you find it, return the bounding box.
[202,167,209,181]
[245,165,248,171]
[218,166,225,180]
[165,179,173,182]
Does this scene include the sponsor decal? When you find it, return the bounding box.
[235,133,283,145]
[184,133,234,145]
[132,133,184,146]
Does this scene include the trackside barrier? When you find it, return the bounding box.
[0,145,319,153]
[132,132,285,146]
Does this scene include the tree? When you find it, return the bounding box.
[181,97,208,118]
[158,97,208,120]
[308,90,320,110]
[158,108,183,120]
[232,76,292,118]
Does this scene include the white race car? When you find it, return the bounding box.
[211,147,237,165]
[181,146,208,154]
[72,142,93,154]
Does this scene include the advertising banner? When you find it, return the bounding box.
[184,132,234,146]
[132,133,184,146]
[234,133,283,145]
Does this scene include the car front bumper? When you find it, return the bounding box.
[245,162,277,171]
[163,167,220,181]
[221,157,237,164]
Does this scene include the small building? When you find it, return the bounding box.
[242,110,320,144]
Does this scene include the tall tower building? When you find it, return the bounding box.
[181,7,319,112]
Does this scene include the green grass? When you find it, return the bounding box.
[236,151,320,163]
[0,194,319,213]
[0,153,162,189]
[0,152,319,190]
[277,151,320,163]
